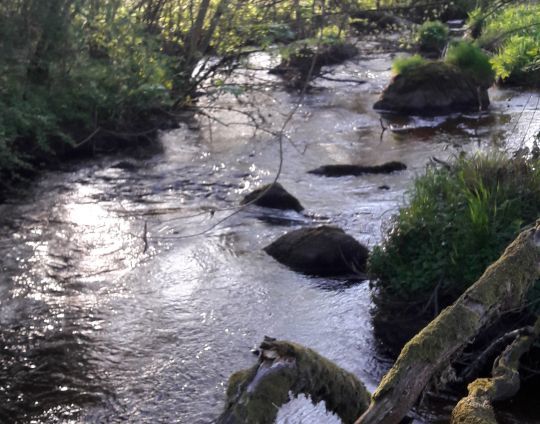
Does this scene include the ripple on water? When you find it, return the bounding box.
[2,44,540,424]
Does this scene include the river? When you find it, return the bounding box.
[1,41,539,423]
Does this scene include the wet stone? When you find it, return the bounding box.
[308,161,406,177]
[241,183,304,212]
[264,226,369,277]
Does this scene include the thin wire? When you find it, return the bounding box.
[520,93,540,148]
[510,93,532,147]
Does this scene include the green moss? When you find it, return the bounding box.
[452,394,497,424]
[391,54,429,75]
[466,226,540,308]
[373,302,479,400]
[218,339,371,424]
[225,368,255,400]
[372,225,540,405]
[474,4,540,84]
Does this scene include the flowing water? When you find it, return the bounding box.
[1,43,540,423]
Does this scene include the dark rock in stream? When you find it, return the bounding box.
[374,62,490,115]
[241,183,304,212]
[308,161,406,177]
[264,226,369,277]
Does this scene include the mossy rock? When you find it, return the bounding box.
[264,226,368,277]
[374,61,489,115]
[241,182,304,212]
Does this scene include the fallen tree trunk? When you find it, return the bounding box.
[217,337,371,424]
[450,317,540,424]
[218,223,540,423]
[356,223,540,424]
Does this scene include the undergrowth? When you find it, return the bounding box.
[369,152,540,303]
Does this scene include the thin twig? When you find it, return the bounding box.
[73,127,101,148]
[142,221,148,253]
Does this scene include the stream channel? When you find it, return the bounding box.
[1,39,540,423]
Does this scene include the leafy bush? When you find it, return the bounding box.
[0,2,181,188]
[416,20,448,54]
[444,41,495,86]
[490,34,540,82]
[476,4,540,83]
[479,4,540,49]
[369,153,540,302]
[392,54,428,75]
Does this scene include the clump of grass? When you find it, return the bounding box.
[444,41,495,86]
[392,54,428,75]
[416,20,449,54]
[369,152,540,302]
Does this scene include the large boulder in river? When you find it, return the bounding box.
[241,183,304,212]
[264,226,369,277]
[374,62,489,115]
[308,161,406,177]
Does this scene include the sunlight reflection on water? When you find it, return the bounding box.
[1,42,540,424]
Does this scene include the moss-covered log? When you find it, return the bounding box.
[450,317,540,424]
[356,222,540,424]
[217,337,371,424]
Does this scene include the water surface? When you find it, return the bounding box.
[1,44,540,423]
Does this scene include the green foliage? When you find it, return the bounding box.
[476,4,540,83]
[392,54,428,75]
[416,20,448,53]
[444,41,495,86]
[0,0,361,189]
[467,7,484,39]
[0,1,183,187]
[490,35,540,81]
[369,153,540,301]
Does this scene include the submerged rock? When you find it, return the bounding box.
[374,62,489,115]
[264,226,369,277]
[241,183,304,212]
[308,161,406,177]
